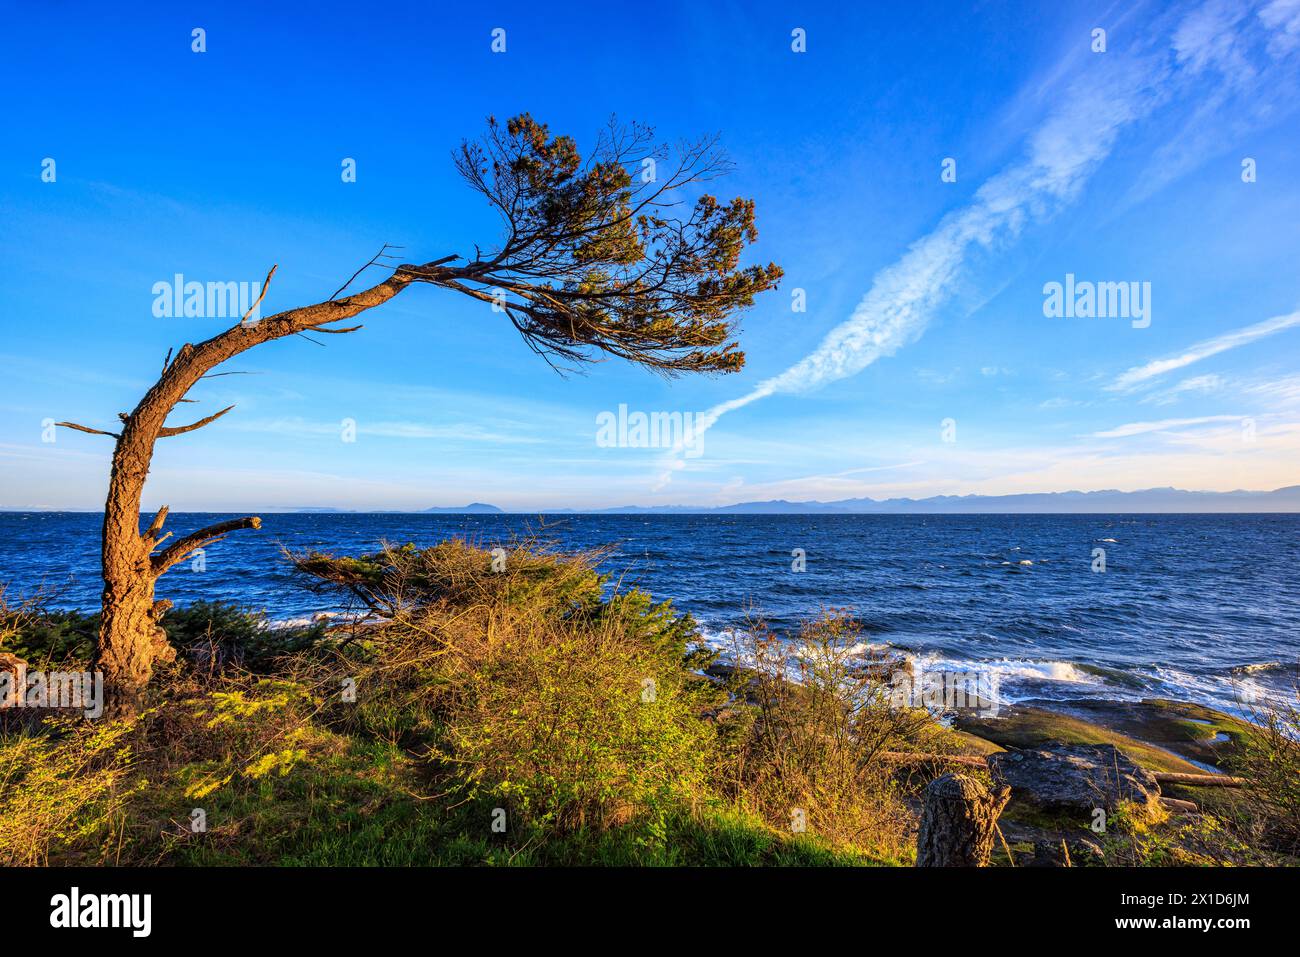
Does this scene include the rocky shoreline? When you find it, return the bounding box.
[941,696,1274,865]
[953,697,1258,774]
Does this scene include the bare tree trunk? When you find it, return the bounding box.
[97,427,175,717]
[915,772,1011,867]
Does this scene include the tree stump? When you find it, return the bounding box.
[915,772,1011,867]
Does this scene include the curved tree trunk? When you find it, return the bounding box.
[67,257,455,716]
[55,117,783,716]
[915,772,1011,867]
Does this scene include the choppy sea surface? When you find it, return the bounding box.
[1,512,1296,716]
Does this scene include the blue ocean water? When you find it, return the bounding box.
[1,512,1296,714]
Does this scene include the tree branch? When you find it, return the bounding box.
[158,405,235,438]
[145,505,169,539]
[331,243,408,301]
[152,516,261,576]
[240,265,277,325]
[55,421,119,438]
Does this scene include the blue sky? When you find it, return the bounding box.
[1,0,1298,511]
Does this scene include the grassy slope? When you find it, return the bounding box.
[134,735,886,867]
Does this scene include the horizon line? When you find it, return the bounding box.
[5,483,1298,516]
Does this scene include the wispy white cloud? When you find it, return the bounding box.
[1243,373,1300,406]
[1170,373,1224,393]
[636,0,1300,496]
[231,417,546,444]
[692,58,1154,437]
[1108,310,1300,391]
[660,0,1300,489]
[1091,414,1245,438]
[1261,0,1300,56]
[1120,0,1300,207]
[1139,372,1225,404]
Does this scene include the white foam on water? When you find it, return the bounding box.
[269,610,343,629]
[692,619,1291,721]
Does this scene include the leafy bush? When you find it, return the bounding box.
[1233,692,1300,854]
[437,617,716,830]
[292,539,605,620]
[0,592,97,664]
[718,611,926,858]
[157,678,323,801]
[296,538,721,831]
[0,592,325,673]
[0,716,141,865]
[161,601,327,674]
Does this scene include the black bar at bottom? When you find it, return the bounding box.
[1,865,1277,943]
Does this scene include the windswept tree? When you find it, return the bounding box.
[57,114,782,714]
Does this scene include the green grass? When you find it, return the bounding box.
[135,734,879,867]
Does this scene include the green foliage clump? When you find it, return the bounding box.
[0,716,141,865]
[440,622,716,830]
[716,611,925,859]
[297,538,722,832]
[0,595,97,664]
[161,601,327,672]
[1231,693,1300,855]
[0,594,325,671]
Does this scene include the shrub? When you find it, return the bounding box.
[295,537,723,832]
[0,591,97,665]
[0,591,325,673]
[719,611,928,858]
[0,716,141,865]
[437,615,716,830]
[157,678,323,801]
[1233,691,1300,854]
[161,601,327,675]
[292,538,605,621]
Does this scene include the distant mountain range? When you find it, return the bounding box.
[11,488,1298,515]
[280,503,506,514]
[397,486,1300,514]
[422,503,504,514]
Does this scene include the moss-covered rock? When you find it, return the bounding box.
[954,704,1206,774]
[1050,698,1258,771]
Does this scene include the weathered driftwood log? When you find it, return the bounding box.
[1152,771,1246,788]
[880,750,989,769]
[915,772,1012,867]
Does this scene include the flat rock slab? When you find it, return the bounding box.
[989,742,1160,815]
